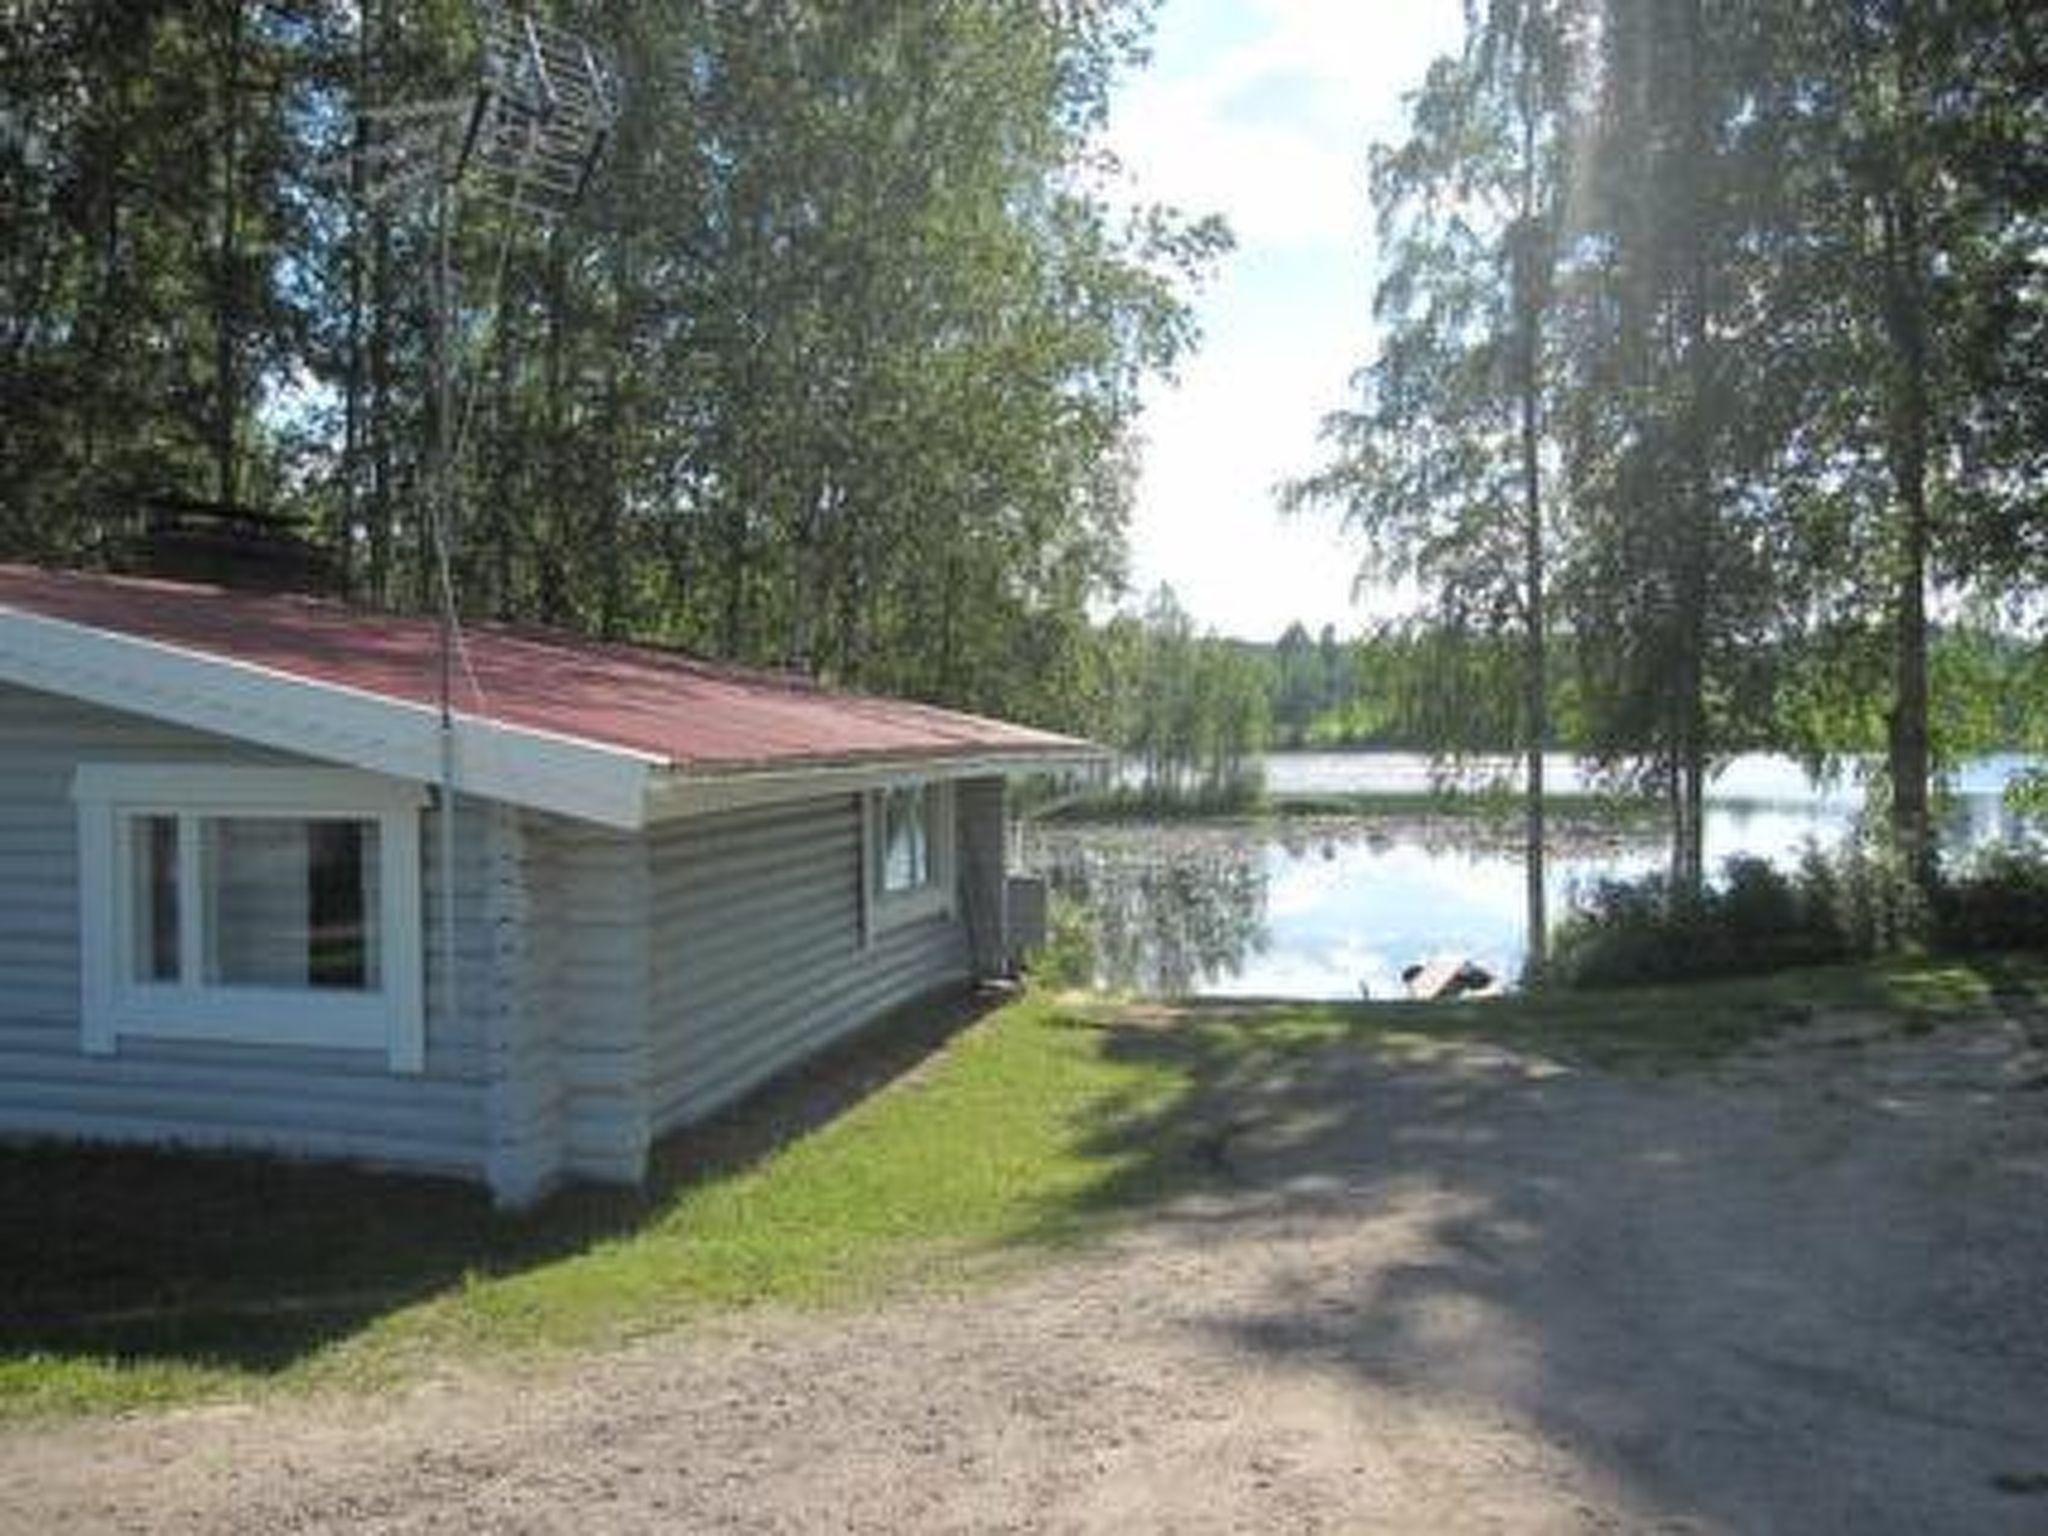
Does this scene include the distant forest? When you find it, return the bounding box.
[1097,601,2048,815]
[1245,618,2048,761]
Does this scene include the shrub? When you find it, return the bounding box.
[1551,845,1866,989]
[1549,874,1701,988]
[1551,833,2048,990]
[1935,845,2048,953]
[1027,893,1099,990]
[1719,855,1808,961]
[1823,833,1933,955]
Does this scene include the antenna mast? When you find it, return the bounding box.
[351,2,621,1043]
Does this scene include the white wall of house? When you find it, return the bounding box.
[0,676,1013,1205]
[499,779,1007,1202]
[0,680,493,1178]
[482,808,656,1202]
[647,792,968,1135]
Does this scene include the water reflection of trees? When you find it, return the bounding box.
[1024,795,2038,999]
[1032,832,1270,995]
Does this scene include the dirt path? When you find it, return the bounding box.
[6,1017,2046,1534]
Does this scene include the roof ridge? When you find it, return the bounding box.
[0,562,829,695]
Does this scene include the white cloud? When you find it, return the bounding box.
[1104,2,1466,638]
[1119,301,1362,632]
[1109,2,1456,253]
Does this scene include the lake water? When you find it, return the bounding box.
[1019,752,2040,999]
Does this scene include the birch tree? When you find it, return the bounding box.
[1289,0,1583,973]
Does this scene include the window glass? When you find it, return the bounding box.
[77,766,423,1069]
[129,814,180,983]
[308,820,378,988]
[197,817,381,991]
[881,787,930,893]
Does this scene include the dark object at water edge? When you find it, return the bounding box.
[1400,958,1495,1001]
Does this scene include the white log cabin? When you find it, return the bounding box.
[0,564,1096,1205]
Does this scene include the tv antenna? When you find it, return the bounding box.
[358,4,622,223]
[349,1,621,1036]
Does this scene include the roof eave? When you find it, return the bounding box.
[642,745,1109,822]
[0,604,659,830]
[0,602,1108,832]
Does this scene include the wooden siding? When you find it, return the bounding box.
[0,680,491,1178]
[0,673,1018,1201]
[515,813,654,1186]
[645,791,981,1135]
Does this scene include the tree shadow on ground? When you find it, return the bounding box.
[0,983,1008,1379]
[1037,985,2048,1534]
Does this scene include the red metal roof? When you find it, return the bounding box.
[0,565,1094,772]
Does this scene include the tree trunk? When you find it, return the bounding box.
[787,478,835,673]
[364,0,394,606]
[597,244,630,639]
[535,243,569,625]
[81,65,129,519]
[1673,0,1712,900]
[367,203,393,604]
[486,270,518,618]
[1515,50,1548,982]
[721,490,748,658]
[1883,192,1933,886]
[1877,19,1935,890]
[211,0,244,509]
[424,185,453,615]
[340,12,369,595]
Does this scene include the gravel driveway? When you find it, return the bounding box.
[5,1012,2045,1534]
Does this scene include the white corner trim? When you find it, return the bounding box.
[0,606,657,828]
[72,763,427,1071]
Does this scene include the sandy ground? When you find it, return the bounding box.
[4,1012,2046,1535]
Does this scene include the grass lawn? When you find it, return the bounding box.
[4,953,2042,1423]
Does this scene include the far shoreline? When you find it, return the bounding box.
[1028,793,1671,860]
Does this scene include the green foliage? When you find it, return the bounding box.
[1026,893,1098,990]
[1259,621,1357,746]
[0,1,1226,735]
[2,1,339,541]
[1127,607,2041,769]
[1550,833,2048,990]
[1297,0,2048,895]
[1775,622,2048,772]
[1932,846,2048,955]
[1095,586,1266,807]
[1551,856,1858,990]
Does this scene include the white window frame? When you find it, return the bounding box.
[70,765,428,1072]
[860,780,956,942]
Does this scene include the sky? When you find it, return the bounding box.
[1102,1,1466,641]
